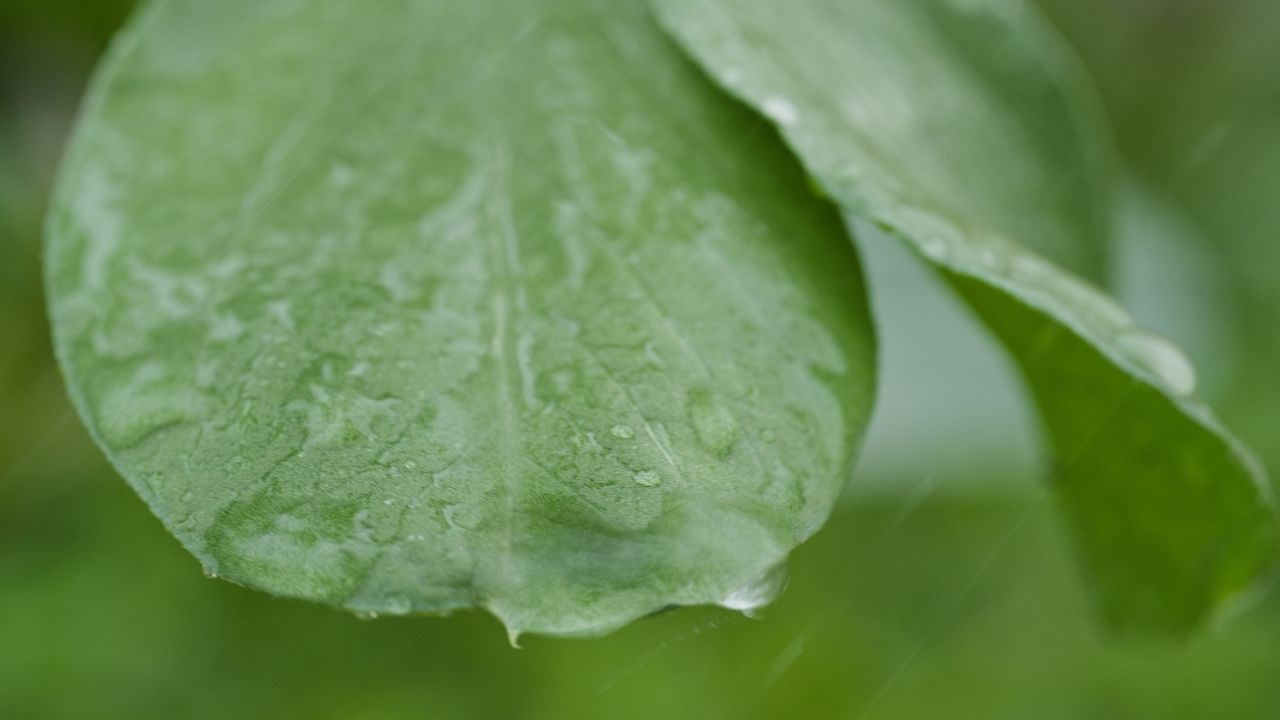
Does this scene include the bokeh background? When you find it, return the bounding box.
[3,1,1279,717]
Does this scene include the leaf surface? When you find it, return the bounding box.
[46,0,876,637]
[653,0,1276,634]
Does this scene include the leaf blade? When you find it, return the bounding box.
[653,0,1277,634]
[46,0,876,637]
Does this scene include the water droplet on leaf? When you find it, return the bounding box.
[687,388,738,457]
[719,563,788,618]
[633,470,661,487]
[919,238,948,262]
[762,95,799,125]
[1115,330,1197,396]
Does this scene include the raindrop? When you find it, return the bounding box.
[762,95,800,125]
[687,388,738,457]
[353,610,379,621]
[642,341,665,369]
[386,595,412,615]
[719,563,788,618]
[977,248,1001,270]
[1115,330,1197,396]
[633,470,662,487]
[201,566,218,579]
[611,424,635,440]
[919,237,948,262]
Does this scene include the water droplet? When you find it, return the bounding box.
[919,237,948,262]
[720,564,788,618]
[762,95,799,125]
[201,566,219,579]
[977,248,1000,269]
[353,610,379,621]
[633,470,662,487]
[611,424,635,440]
[1115,330,1197,396]
[1072,285,1133,328]
[687,388,738,458]
[642,341,666,369]
[1008,252,1132,328]
[551,369,573,394]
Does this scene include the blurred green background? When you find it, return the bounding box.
[3,1,1279,717]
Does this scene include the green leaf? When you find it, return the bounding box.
[653,0,1277,634]
[45,0,876,638]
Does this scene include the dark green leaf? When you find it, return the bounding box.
[653,0,1276,634]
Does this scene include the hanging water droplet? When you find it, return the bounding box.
[1115,330,1197,396]
[201,566,218,579]
[353,610,379,621]
[611,424,635,440]
[633,470,661,487]
[719,563,788,618]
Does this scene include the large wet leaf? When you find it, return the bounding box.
[45,0,876,638]
[653,0,1276,634]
